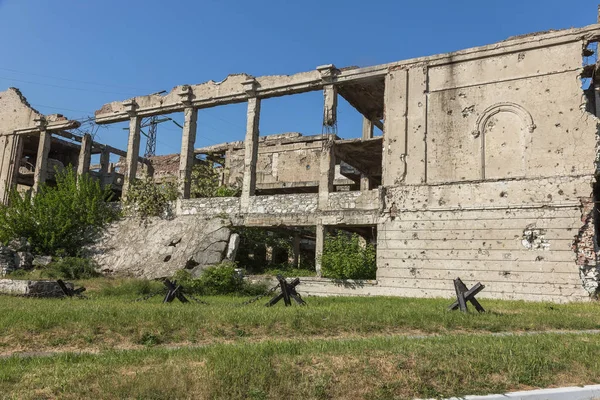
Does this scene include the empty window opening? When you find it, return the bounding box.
[259,91,323,137]
[233,226,317,276]
[320,225,378,280]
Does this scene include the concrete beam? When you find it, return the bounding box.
[122,115,142,199]
[95,70,323,124]
[240,97,261,211]
[178,107,198,199]
[76,134,92,176]
[13,119,80,135]
[94,25,600,125]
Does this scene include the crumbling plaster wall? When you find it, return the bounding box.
[0,88,42,202]
[225,138,325,189]
[378,38,599,302]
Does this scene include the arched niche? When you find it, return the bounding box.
[472,102,536,180]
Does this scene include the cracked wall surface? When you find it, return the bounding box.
[0,88,43,203]
[378,34,599,302]
[92,216,232,279]
[574,197,599,296]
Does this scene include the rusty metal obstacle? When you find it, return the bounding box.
[448,277,485,313]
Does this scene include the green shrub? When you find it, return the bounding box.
[199,262,244,295]
[44,257,101,280]
[0,168,118,257]
[320,232,376,280]
[123,176,177,219]
[190,161,240,198]
[172,263,267,296]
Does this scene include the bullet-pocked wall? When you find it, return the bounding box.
[377,36,599,302]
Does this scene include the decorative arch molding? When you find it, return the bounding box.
[472,102,536,139]
[473,102,536,180]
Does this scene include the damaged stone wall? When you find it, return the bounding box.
[228,137,324,189]
[574,196,600,296]
[327,190,380,211]
[378,35,599,303]
[93,215,233,279]
[0,88,43,203]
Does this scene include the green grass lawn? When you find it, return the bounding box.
[2,333,600,399]
[2,278,600,399]
[2,278,600,354]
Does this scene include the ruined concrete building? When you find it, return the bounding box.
[3,17,600,302]
[0,88,151,201]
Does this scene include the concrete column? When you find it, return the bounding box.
[32,127,51,193]
[323,84,337,128]
[0,133,24,204]
[361,117,374,191]
[178,107,198,199]
[382,69,408,187]
[318,140,335,210]
[122,115,141,199]
[362,117,374,139]
[315,224,327,277]
[594,85,600,118]
[240,97,261,210]
[99,148,110,187]
[317,64,338,131]
[405,67,428,184]
[223,145,233,186]
[99,148,110,176]
[292,233,301,268]
[76,134,92,176]
[143,162,154,179]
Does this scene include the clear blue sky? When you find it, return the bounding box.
[0,0,597,157]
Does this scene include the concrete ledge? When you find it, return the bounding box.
[420,384,600,400]
[0,279,73,297]
[246,275,379,296]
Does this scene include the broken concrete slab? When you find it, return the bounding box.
[0,279,73,297]
[92,215,232,279]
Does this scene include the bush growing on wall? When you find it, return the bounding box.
[122,176,178,219]
[0,168,118,257]
[190,160,240,198]
[320,231,376,280]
